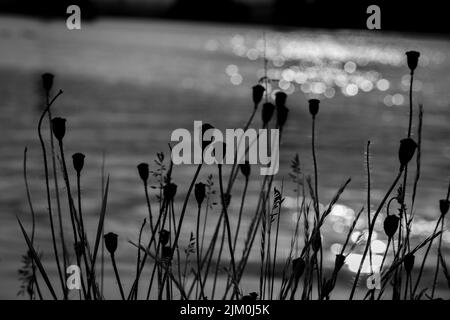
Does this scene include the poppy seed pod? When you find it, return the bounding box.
[51,117,66,142]
[276,105,289,130]
[240,161,251,179]
[311,230,321,252]
[137,163,149,183]
[252,84,265,107]
[104,232,118,255]
[163,183,177,201]
[404,253,415,274]
[261,102,275,126]
[275,91,287,108]
[405,51,420,73]
[292,257,306,279]
[159,229,170,246]
[398,138,417,168]
[195,182,206,206]
[41,73,54,92]
[439,199,449,217]
[334,254,346,272]
[308,99,320,117]
[383,215,400,238]
[72,153,85,174]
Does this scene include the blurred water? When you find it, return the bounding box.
[0,16,449,299]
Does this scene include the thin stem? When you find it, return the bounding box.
[37,90,66,298]
[110,254,125,300]
[349,168,404,299]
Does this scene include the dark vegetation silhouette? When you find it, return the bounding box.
[17,50,450,300]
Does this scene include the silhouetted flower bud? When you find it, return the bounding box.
[405,51,420,73]
[163,183,177,201]
[41,73,54,92]
[276,105,289,130]
[104,232,118,255]
[404,253,415,274]
[398,138,417,168]
[51,117,66,142]
[334,254,346,272]
[311,230,321,252]
[275,91,287,109]
[242,292,258,301]
[159,229,170,246]
[72,153,85,174]
[292,257,306,279]
[252,84,265,107]
[240,161,251,179]
[440,199,449,217]
[201,123,215,150]
[195,182,206,206]
[137,163,149,183]
[261,102,275,127]
[308,99,320,117]
[161,246,172,260]
[384,215,400,238]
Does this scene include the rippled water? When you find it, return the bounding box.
[0,16,449,299]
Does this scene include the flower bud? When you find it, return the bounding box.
[252,84,265,107]
[51,117,66,142]
[308,99,320,117]
[104,232,118,255]
[72,153,85,174]
[275,91,287,108]
[240,161,251,179]
[404,253,415,274]
[137,163,149,183]
[261,102,275,127]
[405,51,420,73]
[276,105,289,130]
[163,183,177,201]
[398,138,417,168]
[195,182,206,206]
[292,257,306,279]
[334,254,346,272]
[41,73,54,92]
[440,199,449,217]
[383,215,400,238]
[159,229,170,246]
